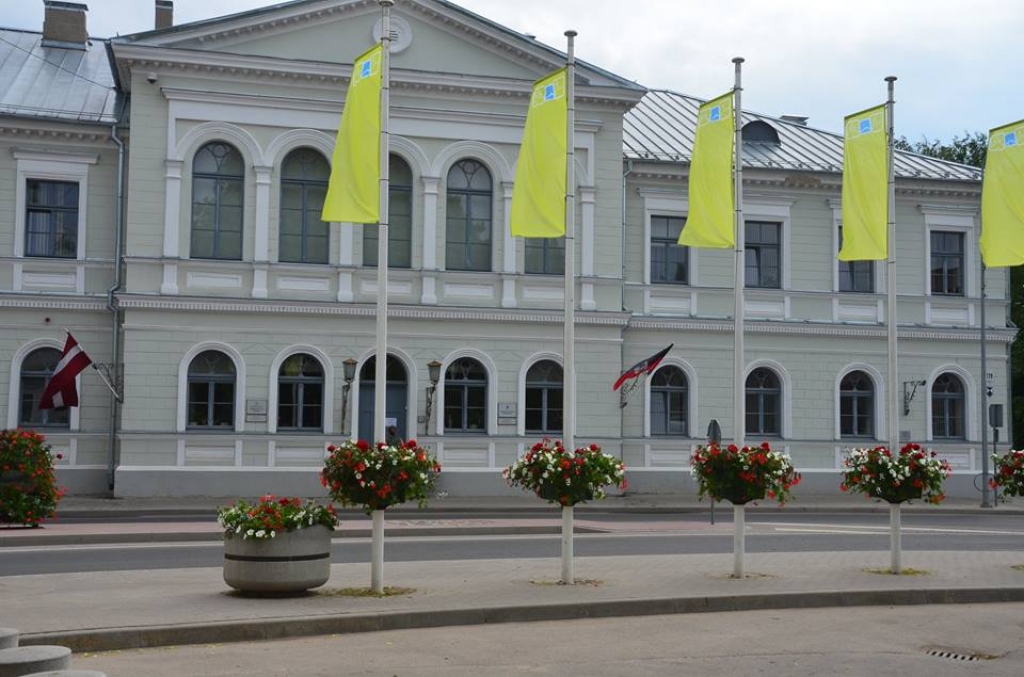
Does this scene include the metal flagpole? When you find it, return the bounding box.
[883,75,902,573]
[980,260,992,507]
[60,326,120,401]
[561,29,578,586]
[732,57,745,450]
[370,0,393,595]
[731,57,746,580]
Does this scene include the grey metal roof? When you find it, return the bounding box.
[0,28,119,124]
[624,89,982,182]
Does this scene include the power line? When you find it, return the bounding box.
[0,33,115,91]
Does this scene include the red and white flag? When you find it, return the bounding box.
[39,334,93,410]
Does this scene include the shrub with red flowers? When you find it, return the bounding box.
[840,443,952,505]
[0,429,66,526]
[216,495,337,540]
[321,439,441,513]
[991,449,1024,498]
[503,439,626,507]
[690,442,800,505]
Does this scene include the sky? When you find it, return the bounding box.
[4,0,1022,141]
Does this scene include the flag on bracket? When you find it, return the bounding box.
[980,119,1024,267]
[510,68,568,238]
[39,334,93,410]
[322,43,383,224]
[679,91,735,249]
[612,344,673,391]
[838,104,888,261]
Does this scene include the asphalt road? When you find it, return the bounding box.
[2,511,1022,577]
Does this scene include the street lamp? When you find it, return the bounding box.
[341,358,358,435]
[424,360,442,433]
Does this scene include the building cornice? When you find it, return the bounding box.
[0,295,109,311]
[117,295,632,327]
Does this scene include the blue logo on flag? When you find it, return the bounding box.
[360,59,372,78]
[709,106,721,122]
[859,119,872,134]
[544,84,556,101]
[1007,132,1018,147]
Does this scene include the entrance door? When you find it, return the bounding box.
[357,356,408,442]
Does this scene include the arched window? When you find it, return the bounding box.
[745,367,781,436]
[932,373,965,439]
[525,360,562,434]
[187,350,236,429]
[364,154,413,268]
[277,353,324,431]
[651,366,688,436]
[840,371,874,438]
[741,120,781,145]
[445,159,492,271]
[279,148,329,264]
[19,347,69,428]
[191,142,244,260]
[444,358,487,433]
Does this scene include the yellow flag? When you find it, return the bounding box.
[322,44,382,224]
[980,120,1024,267]
[679,91,735,249]
[510,69,567,238]
[838,105,888,261]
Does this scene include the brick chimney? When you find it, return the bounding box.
[42,1,89,49]
[155,0,174,30]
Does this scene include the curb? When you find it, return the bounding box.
[19,586,1024,653]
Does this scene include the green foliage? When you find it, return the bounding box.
[894,131,988,167]
[991,449,1024,497]
[0,429,66,526]
[840,443,952,505]
[690,442,800,505]
[216,495,337,540]
[321,439,441,513]
[504,439,626,506]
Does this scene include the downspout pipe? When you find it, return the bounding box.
[107,99,127,493]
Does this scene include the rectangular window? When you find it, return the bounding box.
[364,185,413,268]
[745,221,781,289]
[25,180,79,258]
[931,231,964,296]
[650,215,688,284]
[524,238,565,275]
[838,226,874,293]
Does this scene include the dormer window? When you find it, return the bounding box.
[742,120,780,145]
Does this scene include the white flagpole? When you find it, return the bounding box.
[561,29,578,586]
[731,57,746,580]
[732,57,745,451]
[883,75,902,574]
[370,0,393,595]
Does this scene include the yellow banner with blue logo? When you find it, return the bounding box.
[838,105,888,261]
[322,44,382,224]
[981,120,1024,267]
[679,91,735,249]
[510,69,568,238]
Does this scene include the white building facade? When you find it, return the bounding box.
[1,0,1013,498]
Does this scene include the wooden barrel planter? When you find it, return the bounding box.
[223,525,332,596]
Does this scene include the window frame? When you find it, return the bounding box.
[929,230,965,297]
[278,148,330,265]
[744,220,783,289]
[364,154,414,269]
[445,159,493,272]
[837,225,875,293]
[524,238,565,276]
[18,346,71,429]
[185,350,238,431]
[931,372,966,440]
[649,214,689,285]
[649,365,688,437]
[443,357,488,434]
[839,370,875,439]
[276,353,326,433]
[190,141,245,261]
[745,366,782,437]
[14,150,95,266]
[24,179,80,259]
[524,360,563,435]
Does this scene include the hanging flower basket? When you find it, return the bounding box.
[0,429,66,527]
[690,442,800,506]
[504,439,626,507]
[840,443,951,505]
[321,439,441,513]
[991,449,1024,497]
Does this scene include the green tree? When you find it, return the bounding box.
[896,132,1023,447]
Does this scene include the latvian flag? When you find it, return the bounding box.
[39,334,93,410]
[612,344,673,391]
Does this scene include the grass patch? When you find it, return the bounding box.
[317,586,416,598]
[1011,564,1024,573]
[529,578,604,587]
[863,567,930,576]
[705,571,774,581]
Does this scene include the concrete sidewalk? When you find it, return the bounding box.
[7,549,1024,653]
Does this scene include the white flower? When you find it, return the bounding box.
[255,530,266,538]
